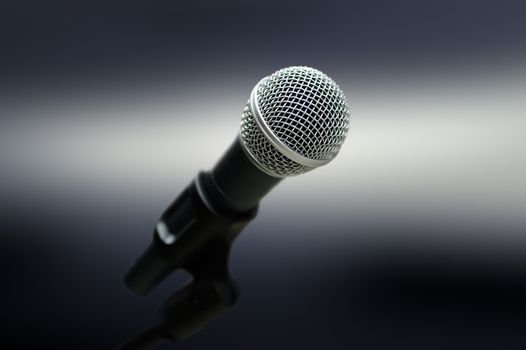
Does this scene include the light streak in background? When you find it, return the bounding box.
[1,67,525,240]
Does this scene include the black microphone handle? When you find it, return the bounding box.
[210,136,282,212]
[124,137,281,296]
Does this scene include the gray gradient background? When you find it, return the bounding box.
[1,0,526,349]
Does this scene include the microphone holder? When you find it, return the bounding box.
[117,263,239,349]
[120,171,259,348]
[159,236,240,342]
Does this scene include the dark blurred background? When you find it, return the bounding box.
[1,0,526,349]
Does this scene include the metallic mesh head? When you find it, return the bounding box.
[240,66,350,178]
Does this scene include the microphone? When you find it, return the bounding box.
[124,66,350,298]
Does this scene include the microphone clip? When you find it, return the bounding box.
[123,171,258,341]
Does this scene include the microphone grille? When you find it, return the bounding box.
[240,66,350,177]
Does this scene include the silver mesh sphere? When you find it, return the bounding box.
[239,66,350,178]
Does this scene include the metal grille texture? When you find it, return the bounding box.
[240,66,350,178]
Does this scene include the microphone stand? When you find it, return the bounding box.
[115,326,167,350]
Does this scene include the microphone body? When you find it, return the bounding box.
[122,66,350,342]
[124,65,350,307]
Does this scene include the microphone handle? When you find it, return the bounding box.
[210,136,282,212]
[124,137,280,295]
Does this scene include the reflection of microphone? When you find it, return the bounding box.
[124,66,350,296]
